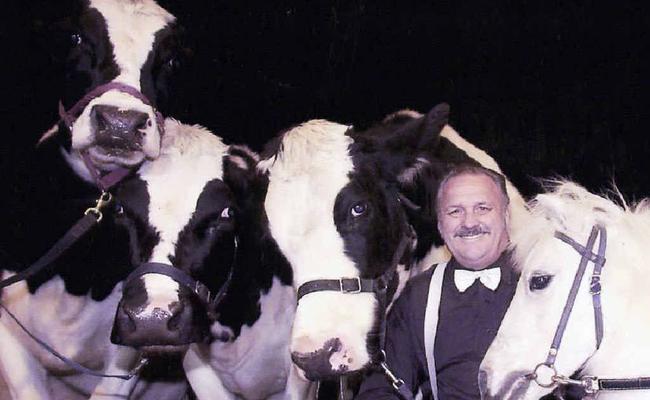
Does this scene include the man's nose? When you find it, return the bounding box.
[462,211,478,226]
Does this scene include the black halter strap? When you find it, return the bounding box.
[123,237,238,315]
[295,231,412,303]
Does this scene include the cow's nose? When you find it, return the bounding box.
[111,299,203,351]
[91,104,149,148]
[290,337,346,381]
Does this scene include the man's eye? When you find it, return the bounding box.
[476,205,492,214]
[529,275,553,291]
[447,209,461,217]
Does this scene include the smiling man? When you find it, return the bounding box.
[356,165,519,400]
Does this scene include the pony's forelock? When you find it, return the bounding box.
[511,179,650,274]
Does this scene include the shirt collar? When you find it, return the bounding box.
[449,250,515,285]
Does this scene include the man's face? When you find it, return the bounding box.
[437,173,509,270]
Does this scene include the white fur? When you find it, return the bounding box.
[69,0,174,166]
[134,120,228,320]
[141,119,228,265]
[187,278,297,399]
[481,181,650,399]
[0,273,125,399]
[263,120,378,373]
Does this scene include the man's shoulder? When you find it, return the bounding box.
[399,262,448,302]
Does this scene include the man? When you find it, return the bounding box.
[356,164,518,400]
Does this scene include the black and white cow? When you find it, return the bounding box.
[259,104,527,388]
[109,121,297,400]
[0,1,186,398]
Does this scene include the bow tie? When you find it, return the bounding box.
[454,267,501,293]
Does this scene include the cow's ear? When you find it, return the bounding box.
[223,145,261,201]
[395,103,450,187]
[417,102,450,150]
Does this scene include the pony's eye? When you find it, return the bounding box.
[529,275,553,291]
[350,202,367,217]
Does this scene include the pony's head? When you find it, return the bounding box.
[480,181,650,399]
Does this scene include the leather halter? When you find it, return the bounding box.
[58,81,165,136]
[295,230,413,303]
[122,237,238,319]
[525,225,606,392]
[59,81,166,191]
[524,224,650,394]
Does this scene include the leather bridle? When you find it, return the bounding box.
[525,224,650,395]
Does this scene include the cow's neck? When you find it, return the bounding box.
[3,136,131,300]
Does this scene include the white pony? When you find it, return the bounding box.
[480,181,650,399]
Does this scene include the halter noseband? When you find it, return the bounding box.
[59,82,166,191]
[123,237,238,319]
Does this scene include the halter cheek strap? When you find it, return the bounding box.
[524,224,648,396]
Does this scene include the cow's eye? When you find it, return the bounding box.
[529,274,553,291]
[204,225,218,237]
[70,33,82,46]
[350,202,367,217]
[220,207,233,219]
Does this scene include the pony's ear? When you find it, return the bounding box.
[223,145,261,201]
[533,193,570,229]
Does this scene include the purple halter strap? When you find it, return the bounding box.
[58,81,166,191]
[58,81,165,136]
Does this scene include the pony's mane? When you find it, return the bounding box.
[257,119,352,178]
[511,179,650,273]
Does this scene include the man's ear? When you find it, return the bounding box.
[222,145,261,201]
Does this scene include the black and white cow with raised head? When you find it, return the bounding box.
[1,0,186,398]
[259,104,527,391]
[109,122,297,400]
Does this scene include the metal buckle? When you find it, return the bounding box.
[581,376,599,394]
[590,275,602,295]
[340,277,362,294]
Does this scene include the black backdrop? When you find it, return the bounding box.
[2,0,649,200]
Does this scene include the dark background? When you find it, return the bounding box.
[2,0,649,200]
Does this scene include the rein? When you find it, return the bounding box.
[0,191,146,380]
[525,224,650,395]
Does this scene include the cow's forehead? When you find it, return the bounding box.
[263,120,354,228]
[137,121,230,263]
[264,120,362,281]
[89,0,175,85]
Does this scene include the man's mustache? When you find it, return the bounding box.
[455,225,490,237]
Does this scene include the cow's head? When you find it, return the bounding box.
[260,104,450,380]
[43,0,185,175]
[109,121,258,354]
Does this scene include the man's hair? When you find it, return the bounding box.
[435,164,510,215]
